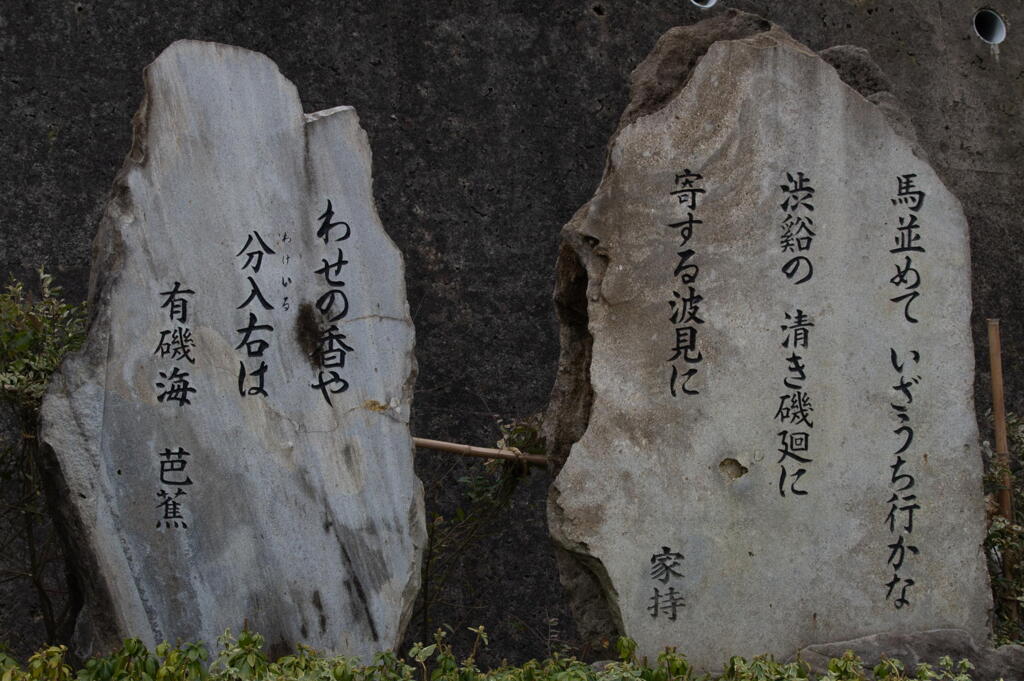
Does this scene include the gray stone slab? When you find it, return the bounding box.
[39,40,424,659]
[547,25,991,670]
[796,629,1024,681]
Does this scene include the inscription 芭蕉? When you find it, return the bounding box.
[156,447,193,529]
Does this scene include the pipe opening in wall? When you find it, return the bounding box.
[691,0,718,8]
[974,9,1007,44]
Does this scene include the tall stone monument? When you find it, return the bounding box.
[546,13,992,670]
[40,41,424,659]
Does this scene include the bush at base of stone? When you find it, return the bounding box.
[0,631,984,681]
[982,410,1024,645]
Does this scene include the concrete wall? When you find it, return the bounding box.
[1,0,1020,665]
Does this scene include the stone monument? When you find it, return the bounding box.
[546,14,992,670]
[40,40,424,659]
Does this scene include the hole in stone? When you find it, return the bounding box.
[691,0,718,8]
[592,4,605,16]
[719,458,748,480]
[974,9,1007,44]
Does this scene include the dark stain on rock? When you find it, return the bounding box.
[343,576,379,642]
[323,517,389,643]
[268,638,290,661]
[341,443,357,471]
[295,302,320,367]
[312,590,327,634]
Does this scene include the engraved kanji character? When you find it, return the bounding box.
[154,327,196,364]
[235,313,274,357]
[650,547,684,584]
[885,493,920,533]
[781,310,814,349]
[891,214,925,254]
[780,171,815,212]
[159,282,195,323]
[774,391,814,427]
[235,231,276,273]
[669,287,704,325]
[155,367,196,406]
[157,488,188,529]
[647,586,686,620]
[316,325,354,369]
[892,174,925,212]
[668,326,703,363]
[157,447,192,486]
[671,170,705,210]
[237,276,274,311]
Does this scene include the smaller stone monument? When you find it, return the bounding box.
[40,40,424,659]
[546,12,992,671]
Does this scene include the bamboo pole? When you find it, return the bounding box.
[988,319,1015,521]
[412,437,548,466]
[987,318,1017,623]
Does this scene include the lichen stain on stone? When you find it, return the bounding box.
[718,457,749,481]
[295,301,319,366]
[363,399,388,412]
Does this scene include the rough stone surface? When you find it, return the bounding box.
[796,629,1024,681]
[548,24,991,670]
[4,0,1024,666]
[38,40,424,661]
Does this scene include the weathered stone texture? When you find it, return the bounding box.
[4,0,1023,666]
[796,630,1024,681]
[39,40,424,660]
[548,24,991,670]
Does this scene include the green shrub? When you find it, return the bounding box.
[0,268,87,643]
[0,632,980,681]
[982,411,1024,644]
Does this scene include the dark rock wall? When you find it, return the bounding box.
[2,0,1021,666]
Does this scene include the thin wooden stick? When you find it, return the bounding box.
[988,318,1018,622]
[988,319,1015,521]
[412,437,548,466]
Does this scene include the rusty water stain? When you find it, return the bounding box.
[363,399,388,412]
